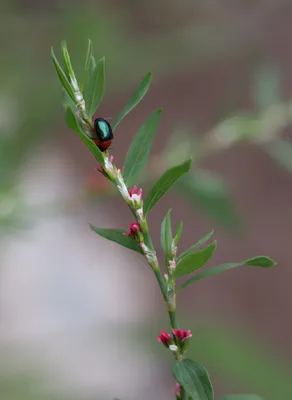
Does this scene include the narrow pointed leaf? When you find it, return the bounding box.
[161,209,172,265]
[88,56,96,75]
[61,40,76,80]
[144,159,192,215]
[174,241,216,279]
[81,39,93,91]
[174,221,183,245]
[218,395,264,400]
[172,359,214,400]
[123,109,162,186]
[245,256,276,267]
[90,225,142,253]
[84,57,105,117]
[112,72,152,131]
[178,230,214,263]
[65,106,104,166]
[65,106,80,133]
[177,256,276,292]
[51,47,75,102]
[83,55,97,95]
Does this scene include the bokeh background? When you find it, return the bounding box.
[1,1,292,399]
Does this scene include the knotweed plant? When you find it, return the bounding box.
[51,40,276,400]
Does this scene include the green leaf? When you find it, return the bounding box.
[88,56,96,75]
[123,109,162,187]
[83,55,96,93]
[112,72,152,131]
[172,359,214,400]
[65,106,104,167]
[177,230,214,263]
[177,256,276,292]
[174,221,183,245]
[160,209,172,265]
[81,39,93,91]
[178,171,239,229]
[144,159,192,215]
[84,57,105,117]
[65,106,80,133]
[174,242,216,279]
[61,40,76,81]
[51,47,76,102]
[244,256,276,267]
[90,225,142,254]
[218,395,264,400]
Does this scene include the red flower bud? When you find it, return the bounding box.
[125,222,141,237]
[172,329,192,342]
[157,330,171,346]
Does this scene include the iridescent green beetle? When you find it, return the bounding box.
[92,118,113,152]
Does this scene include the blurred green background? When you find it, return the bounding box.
[1,1,292,399]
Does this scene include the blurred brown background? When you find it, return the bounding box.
[0,1,292,399]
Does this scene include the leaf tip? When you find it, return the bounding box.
[61,39,67,50]
[186,158,193,170]
[265,257,277,267]
[244,255,277,268]
[146,71,153,80]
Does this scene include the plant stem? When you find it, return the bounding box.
[168,309,178,330]
[180,386,187,400]
[101,154,184,399]
[153,269,168,301]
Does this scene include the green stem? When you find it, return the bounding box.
[180,386,187,400]
[100,157,184,399]
[153,269,167,301]
[144,231,154,251]
[168,309,178,330]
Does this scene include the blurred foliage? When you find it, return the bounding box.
[2,3,292,232]
[188,324,292,400]
[137,319,292,400]
[1,2,292,399]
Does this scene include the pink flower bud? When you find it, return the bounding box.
[128,185,137,196]
[125,222,141,237]
[110,155,114,163]
[174,383,181,398]
[128,185,143,202]
[157,330,171,346]
[172,329,192,342]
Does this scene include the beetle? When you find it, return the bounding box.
[92,118,113,152]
